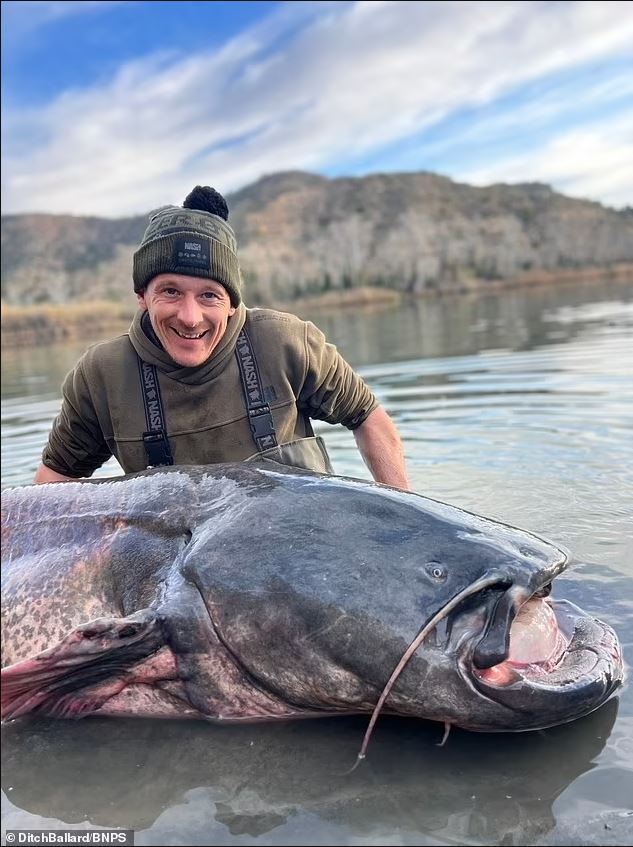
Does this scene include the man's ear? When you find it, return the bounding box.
[136,291,148,311]
[228,305,236,317]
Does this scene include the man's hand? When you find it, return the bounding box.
[353,405,410,490]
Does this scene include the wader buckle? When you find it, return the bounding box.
[248,405,276,441]
[248,406,278,451]
[142,429,174,468]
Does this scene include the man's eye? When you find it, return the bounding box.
[164,288,179,296]
[202,291,219,300]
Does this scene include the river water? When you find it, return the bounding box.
[2,280,632,845]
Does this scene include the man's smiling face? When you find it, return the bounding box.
[137,273,236,367]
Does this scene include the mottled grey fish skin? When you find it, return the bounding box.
[0,464,624,730]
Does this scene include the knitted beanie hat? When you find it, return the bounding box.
[133,186,242,305]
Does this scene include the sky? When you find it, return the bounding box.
[2,0,632,217]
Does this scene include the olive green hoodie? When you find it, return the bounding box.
[42,305,377,477]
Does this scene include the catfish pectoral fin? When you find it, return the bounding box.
[1,609,164,720]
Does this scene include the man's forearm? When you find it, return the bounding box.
[33,462,78,484]
[353,405,410,490]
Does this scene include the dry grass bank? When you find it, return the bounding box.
[1,301,135,349]
[275,285,403,314]
[0,288,403,349]
[485,262,633,291]
[2,264,631,348]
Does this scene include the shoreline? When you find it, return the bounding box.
[2,263,632,349]
[278,263,633,317]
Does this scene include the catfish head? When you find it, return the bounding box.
[178,466,623,740]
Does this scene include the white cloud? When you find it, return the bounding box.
[2,0,633,215]
[1,0,131,37]
[460,113,633,208]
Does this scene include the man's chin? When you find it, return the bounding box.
[166,344,211,368]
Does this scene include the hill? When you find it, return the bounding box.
[2,170,632,307]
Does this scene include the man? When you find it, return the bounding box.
[34,186,409,489]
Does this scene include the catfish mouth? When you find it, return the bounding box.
[473,594,569,685]
[466,593,624,715]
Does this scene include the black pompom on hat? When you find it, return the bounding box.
[183,185,229,219]
[133,185,242,306]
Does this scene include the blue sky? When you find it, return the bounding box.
[2,0,632,216]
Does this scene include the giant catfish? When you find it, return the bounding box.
[1,464,624,759]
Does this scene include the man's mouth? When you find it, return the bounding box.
[172,328,208,340]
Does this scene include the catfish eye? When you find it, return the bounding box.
[427,564,447,581]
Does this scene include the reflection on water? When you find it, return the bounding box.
[0,699,625,845]
[298,279,633,367]
[2,279,633,845]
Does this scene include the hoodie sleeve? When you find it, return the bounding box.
[41,359,112,478]
[298,320,378,429]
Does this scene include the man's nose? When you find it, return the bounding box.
[177,294,203,326]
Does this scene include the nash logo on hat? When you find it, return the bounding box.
[174,237,210,269]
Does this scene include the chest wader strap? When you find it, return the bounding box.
[137,358,174,468]
[235,328,279,452]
